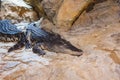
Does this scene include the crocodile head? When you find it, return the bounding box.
[42,34,83,56]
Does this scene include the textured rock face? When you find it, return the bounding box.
[0,1,38,23]
[55,0,94,30]
[24,0,94,30]
[0,0,120,80]
[41,0,63,22]
[24,0,63,23]
[73,0,120,28]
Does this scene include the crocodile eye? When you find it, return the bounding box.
[33,23,37,27]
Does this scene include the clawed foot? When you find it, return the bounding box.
[31,42,46,56]
[32,47,46,56]
[8,47,14,52]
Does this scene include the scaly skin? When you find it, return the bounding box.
[0,20,30,52]
[26,22,83,56]
[0,19,83,56]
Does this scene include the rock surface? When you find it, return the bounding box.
[0,0,38,23]
[55,0,94,30]
[41,0,63,22]
[24,0,95,30]
[0,0,120,80]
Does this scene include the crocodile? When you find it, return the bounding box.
[0,19,83,56]
[25,20,83,56]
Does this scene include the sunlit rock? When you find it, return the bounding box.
[55,0,94,31]
[0,0,120,80]
[73,0,120,28]
[41,0,63,22]
[0,0,38,23]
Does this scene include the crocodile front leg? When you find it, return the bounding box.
[25,30,32,48]
[32,43,46,56]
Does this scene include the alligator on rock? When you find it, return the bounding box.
[0,19,83,56]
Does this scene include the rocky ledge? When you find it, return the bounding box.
[0,0,120,80]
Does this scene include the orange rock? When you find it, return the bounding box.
[55,0,94,31]
[0,1,120,80]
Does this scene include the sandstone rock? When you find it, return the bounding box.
[41,0,63,23]
[55,0,94,31]
[24,0,95,31]
[24,0,47,19]
[0,0,120,80]
[0,1,38,23]
[72,0,120,28]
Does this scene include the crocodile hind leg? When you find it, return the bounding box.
[8,33,29,52]
[32,43,46,56]
[8,40,30,52]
